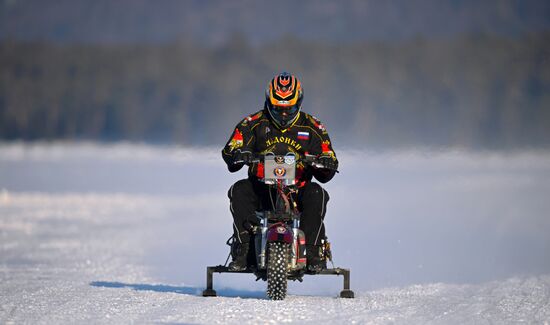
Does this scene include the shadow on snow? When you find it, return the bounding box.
[89,281,266,299]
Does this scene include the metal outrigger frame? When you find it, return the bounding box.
[202,265,355,298]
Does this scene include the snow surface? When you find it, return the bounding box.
[1,142,550,324]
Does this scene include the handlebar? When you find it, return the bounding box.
[234,151,337,172]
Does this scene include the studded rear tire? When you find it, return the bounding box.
[266,242,289,300]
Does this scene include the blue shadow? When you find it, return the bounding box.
[90,281,266,299]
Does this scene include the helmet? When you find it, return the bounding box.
[265,72,303,129]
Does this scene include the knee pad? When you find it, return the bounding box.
[228,179,252,199]
[302,183,330,202]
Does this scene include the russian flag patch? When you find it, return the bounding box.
[297,131,309,140]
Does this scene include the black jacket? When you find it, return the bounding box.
[222,109,338,184]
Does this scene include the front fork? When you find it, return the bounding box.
[290,218,299,269]
[256,213,300,270]
[257,213,268,269]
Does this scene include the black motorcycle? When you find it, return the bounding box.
[203,152,354,300]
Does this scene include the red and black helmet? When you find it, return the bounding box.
[265,72,303,129]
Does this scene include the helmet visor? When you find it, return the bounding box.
[269,104,300,126]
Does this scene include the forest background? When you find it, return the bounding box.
[1,0,549,150]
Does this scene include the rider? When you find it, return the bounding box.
[222,72,339,273]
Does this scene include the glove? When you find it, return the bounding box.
[232,149,254,165]
[317,156,338,171]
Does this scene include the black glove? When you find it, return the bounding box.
[317,155,338,171]
[232,149,254,165]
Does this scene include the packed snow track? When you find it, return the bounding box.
[1,143,549,323]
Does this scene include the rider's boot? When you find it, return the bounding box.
[306,244,326,273]
[228,235,250,271]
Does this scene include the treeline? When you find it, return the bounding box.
[1,33,549,149]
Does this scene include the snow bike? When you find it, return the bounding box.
[203,152,354,300]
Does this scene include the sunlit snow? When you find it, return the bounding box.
[1,142,549,323]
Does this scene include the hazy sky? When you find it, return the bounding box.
[1,0,549,44]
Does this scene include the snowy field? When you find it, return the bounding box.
[1,142,550,324]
